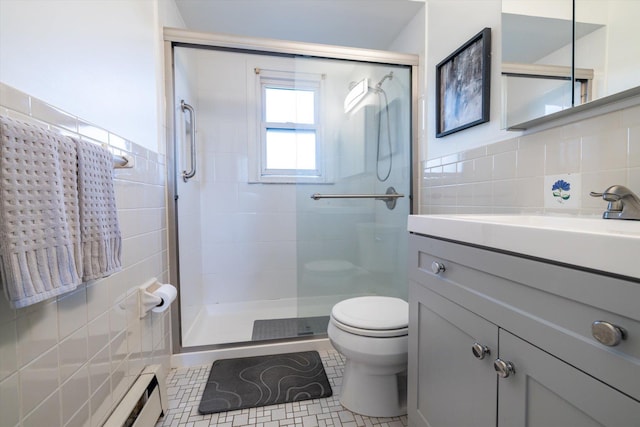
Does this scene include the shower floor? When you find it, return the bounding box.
[181,295,351,347]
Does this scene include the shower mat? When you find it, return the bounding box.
[198,350,332,414]
[251,316,330,341]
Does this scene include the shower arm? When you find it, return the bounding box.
[375,71,393,91]
[310,186,404,210]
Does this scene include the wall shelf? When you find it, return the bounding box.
[507,86,640,133]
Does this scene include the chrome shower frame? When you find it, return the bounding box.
[163,27,420,355]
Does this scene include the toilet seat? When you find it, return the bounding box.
[331,317,408,338]
[330,296,408,338]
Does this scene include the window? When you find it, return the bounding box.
[250,69,325,183]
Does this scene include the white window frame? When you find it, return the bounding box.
[248,68,327,184]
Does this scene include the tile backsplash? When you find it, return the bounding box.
[0,83,170,427]
[420,102,640,216]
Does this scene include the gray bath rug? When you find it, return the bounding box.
[251,316,329,341]
[198,350,332,414]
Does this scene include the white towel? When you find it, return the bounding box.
[0,115,123,308]
[75,138,122,280]
[0,115,82,308]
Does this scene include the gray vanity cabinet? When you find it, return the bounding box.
[498,329,639,427]
[409,283,498,427]
[407,233,640,427]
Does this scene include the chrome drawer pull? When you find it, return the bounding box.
[494,359,516,378]
[472,342,490,360]
[431,261,446,274]
[592,321,627,347]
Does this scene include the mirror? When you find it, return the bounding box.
[501,0,640,130]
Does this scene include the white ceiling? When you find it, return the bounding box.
[174,2,606,64]
[174,0,425,50]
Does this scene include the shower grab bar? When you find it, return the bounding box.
[310,186,404,210]
[181,100,196,182]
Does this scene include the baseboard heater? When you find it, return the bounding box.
[104,365,168,427]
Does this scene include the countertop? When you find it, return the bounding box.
[408,214,640,280]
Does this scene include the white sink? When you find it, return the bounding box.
[408,214,640,280]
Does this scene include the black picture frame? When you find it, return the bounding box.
[436,27,491,138]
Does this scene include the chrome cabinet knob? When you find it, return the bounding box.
[431,261,446,274]
[592,321,627,346]
[494,359,515,378]
[472,342,490,360]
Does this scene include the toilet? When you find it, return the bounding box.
[327,296,409,417]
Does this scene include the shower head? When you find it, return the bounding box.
[375,72,393,91]
[344,78,369,113]
[344,72,395,114]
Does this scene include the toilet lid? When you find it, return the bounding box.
[331,296,408,331]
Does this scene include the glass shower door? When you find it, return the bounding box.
[171,43,413,347]
[294,58,412,323]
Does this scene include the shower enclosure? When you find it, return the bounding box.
[165,29,418,351]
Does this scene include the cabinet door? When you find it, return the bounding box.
[409,283,498,427]
[497,329,640,427]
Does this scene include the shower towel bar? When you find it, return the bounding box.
[310,186,403,210]
[113,154,134,168]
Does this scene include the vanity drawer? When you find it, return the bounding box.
[409,233,640,402]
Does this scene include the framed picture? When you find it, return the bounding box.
[436,27,491,138]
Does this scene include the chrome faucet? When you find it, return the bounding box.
[590,185,640,220]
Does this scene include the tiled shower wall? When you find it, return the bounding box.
[420,102,640,216]
[0,83,170,427]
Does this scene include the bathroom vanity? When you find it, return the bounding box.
[406,215,640,427]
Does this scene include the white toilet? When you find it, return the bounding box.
[327,296,409,417]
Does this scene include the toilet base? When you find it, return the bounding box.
[340,359,407,418]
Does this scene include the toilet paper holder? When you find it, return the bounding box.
[139,278,177,318]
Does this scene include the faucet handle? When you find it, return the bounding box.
[590,191,622,202]
[590,190,623,212]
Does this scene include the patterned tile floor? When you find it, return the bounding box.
[155,349,408,427]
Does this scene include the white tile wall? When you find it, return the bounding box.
[0,83,171,427]
[420,102,640,216]
[192,49,301,306]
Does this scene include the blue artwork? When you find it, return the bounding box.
[552,179,571,201]
[435,28,491,138]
